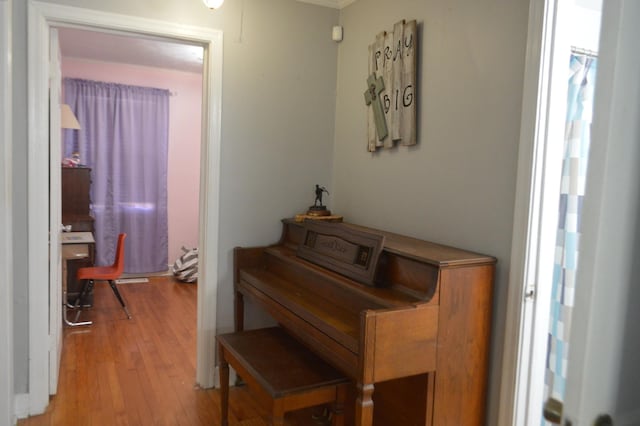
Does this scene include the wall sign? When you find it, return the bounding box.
[365,19,417,152]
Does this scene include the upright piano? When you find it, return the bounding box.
[234,219,496,425]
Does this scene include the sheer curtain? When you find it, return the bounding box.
[63,78,170,274]
[543,53,598,419]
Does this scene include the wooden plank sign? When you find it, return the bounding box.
[365,20,417,151]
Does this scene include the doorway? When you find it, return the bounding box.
[27,2,222,415]
[57,27,203,276]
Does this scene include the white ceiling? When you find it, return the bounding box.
[58,27,204,74]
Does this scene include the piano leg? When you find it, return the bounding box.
[234,291,244,331]
[355,382,375,426]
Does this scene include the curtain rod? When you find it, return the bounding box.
[571,46,598,58]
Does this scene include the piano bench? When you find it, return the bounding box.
[217,327,349,426]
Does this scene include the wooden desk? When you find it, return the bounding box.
[61,232,95,306]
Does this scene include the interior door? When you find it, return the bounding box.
[560,0,640,424]
[48,27,63,395]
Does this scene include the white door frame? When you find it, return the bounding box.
[0,0,15,424]
[48,27,63,396]
[498,0,559,421]
[27,1,223,415]
[498,0,581,423]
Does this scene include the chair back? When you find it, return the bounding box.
[112,233,127,276]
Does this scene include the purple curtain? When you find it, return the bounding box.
[63,78,169,274]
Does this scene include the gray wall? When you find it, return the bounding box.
[332,0,529,423]
[12,0,531,422]
[11,0,339,393]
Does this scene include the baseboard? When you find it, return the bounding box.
[120,268,171,279]
[14,393,29,420]
[617,408,640,425]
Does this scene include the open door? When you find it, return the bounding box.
[561,0,640,424]
[505,0,640,424]
[48,27,63,395]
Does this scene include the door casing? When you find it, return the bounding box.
[27,0,223,414]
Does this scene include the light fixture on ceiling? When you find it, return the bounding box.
[61,104,81,129]
[203,0,224,9]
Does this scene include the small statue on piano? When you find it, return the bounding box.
[307,184,331,217]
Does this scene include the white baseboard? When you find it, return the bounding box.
[14,394,29,420]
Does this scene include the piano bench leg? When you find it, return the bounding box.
[332,383,347,426]
[269,413,285,426]
[218,345,230,426]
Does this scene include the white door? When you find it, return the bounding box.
[562,0,640,424]
[48,27,63,395]
[503,0,640,425]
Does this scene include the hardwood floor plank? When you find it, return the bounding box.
[17,276,328,426]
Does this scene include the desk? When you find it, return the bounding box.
[61,232,95,306]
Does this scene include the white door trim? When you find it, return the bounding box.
[498,0,557,423]
[0,1,15,424]
[27,0,222,414]
[48,27,63,396]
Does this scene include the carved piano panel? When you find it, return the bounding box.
[233,219,496,425]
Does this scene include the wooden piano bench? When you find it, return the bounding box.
[217,327,349,426]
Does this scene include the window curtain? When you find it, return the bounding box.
[543,53,598,417]
[63,78,170,274]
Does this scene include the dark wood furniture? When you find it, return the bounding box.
[61,167,94,232]
[61,231,95,308]
[234,219,496,426]
[217,327,349,426]
[61,167,95,308]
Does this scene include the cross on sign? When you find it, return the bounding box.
[364,73,388,141]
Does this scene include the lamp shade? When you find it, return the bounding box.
[61,104,81,129]
[203,0,224,9]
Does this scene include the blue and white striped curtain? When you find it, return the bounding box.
[543,53,598,417]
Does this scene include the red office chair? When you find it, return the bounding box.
[66,233,131,326]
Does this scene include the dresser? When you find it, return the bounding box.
[61,167,94,233]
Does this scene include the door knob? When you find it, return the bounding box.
[543,397,563,423]
[595,414,613,426]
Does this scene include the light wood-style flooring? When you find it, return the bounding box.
[18,277,321,426]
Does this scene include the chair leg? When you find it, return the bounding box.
[72,279,96,323]
[108,280,132,319]
[63,283,92,327]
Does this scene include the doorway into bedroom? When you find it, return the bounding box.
[57,27,203,279]
[53,25,205,395]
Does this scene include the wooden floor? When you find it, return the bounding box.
[18,276,324,426]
